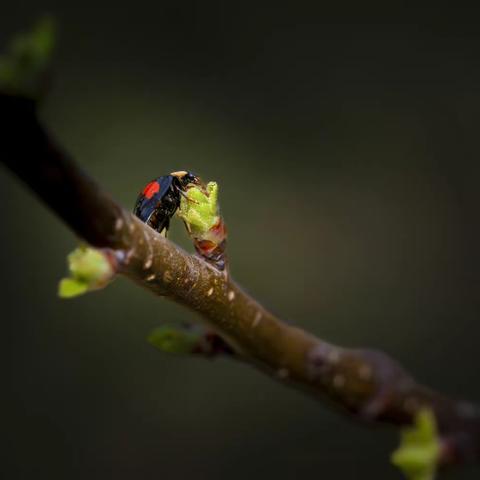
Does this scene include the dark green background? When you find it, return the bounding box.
[1,3,479,479]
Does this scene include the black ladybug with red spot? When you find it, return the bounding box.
[133,170,200,236]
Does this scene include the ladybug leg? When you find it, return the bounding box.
[177,187,200,205]
[182,220,192,234]
[157,216,170,238]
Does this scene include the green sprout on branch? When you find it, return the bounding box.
[178,181,219,234]
[0,16,55,99]
[391,409,441,480]
[148,325,200,355]
[58,246,115,298]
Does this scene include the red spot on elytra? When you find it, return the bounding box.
[142,181,160,199]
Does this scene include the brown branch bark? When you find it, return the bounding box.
[2,93,479,468]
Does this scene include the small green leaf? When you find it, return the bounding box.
[178,181,220,234]
[391,409,441,480]
[0,16,56,99]
[58,246,114,299]
[58,278,88,298]
[148,326,199,354]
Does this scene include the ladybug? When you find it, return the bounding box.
[133,170,200,236]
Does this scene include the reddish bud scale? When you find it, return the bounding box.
[192,218,228,272]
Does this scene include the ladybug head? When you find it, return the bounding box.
[171,170,201,188]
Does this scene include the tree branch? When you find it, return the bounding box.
[2,93,480,471]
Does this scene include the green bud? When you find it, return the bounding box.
[0,16,56,99]
[391,409,441,480]
[148,325,199,354]
[178,181,219,234]
[58,246,114,299]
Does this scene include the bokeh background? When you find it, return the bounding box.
[2,3,480,479]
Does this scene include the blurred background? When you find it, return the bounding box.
[1,2,480,479]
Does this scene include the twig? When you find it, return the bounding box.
[1,93,480,470]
